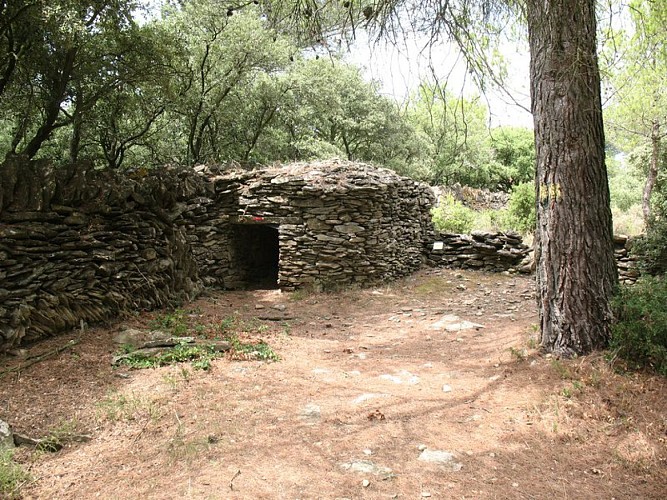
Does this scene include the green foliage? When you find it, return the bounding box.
[504,181,536,234]
[490,126,536,187]
[431,184,538,237]
[612,277,667,376]
[633,216,667,274]
[149,309,189,336]
[612,205,644,237]
[227,335,280,362]
[431,194,476,233]
[274,58,419,168]
[116,342,222,370]
[405,82,498,189]
[400,83,535,190]
[631,149,667,270]
[0,0,144,161]
[0,0,532,182]
[608,153,644,212]
[603,0,667,232]
[603,0,667,154]
[0,448,30,499]
[603,151,645,235]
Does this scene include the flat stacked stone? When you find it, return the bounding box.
[426,230,531,271]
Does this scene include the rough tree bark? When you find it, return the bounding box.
[527,0,617,356]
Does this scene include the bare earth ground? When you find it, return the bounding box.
[1,268,666,499]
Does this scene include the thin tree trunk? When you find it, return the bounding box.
[527,0,617,356]
[642,119,661,223]
[19,47,77,159]
[69,89,84,163]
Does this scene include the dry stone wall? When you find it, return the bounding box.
[614,234,641,284]
[425,229,640,282]
[426,230,531,271]
[0,158,207,350]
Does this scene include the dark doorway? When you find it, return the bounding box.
[230,224,279,289]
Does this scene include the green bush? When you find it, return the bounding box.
[611,277,667,376]
[504,181,536,234]
[431,194,476,233]
[632,218,667,274]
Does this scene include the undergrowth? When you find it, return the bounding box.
[115,310,280,370]
[117,342,223,370]
[227,335,280,362]
[611,276,667,376]
[431,185,536,236]
[0,448,30,499]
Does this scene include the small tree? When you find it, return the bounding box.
[604,1,667,224]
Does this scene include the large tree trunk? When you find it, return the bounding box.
[527,0,617,356]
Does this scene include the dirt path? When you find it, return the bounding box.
[1,269,665,499]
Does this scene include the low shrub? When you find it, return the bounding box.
[431,194,476,233]
[611,276,667,376]
[632,213,667,274]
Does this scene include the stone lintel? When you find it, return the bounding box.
[229,215,301,225]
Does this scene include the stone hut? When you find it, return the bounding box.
[188,161,435,290]
[0,159,434,349]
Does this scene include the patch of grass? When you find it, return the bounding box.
[150,309,189,336]
[162,367,191,390]
[96,392,162,423]
[526,336,538,350]
[38,419,82,453]
[115,312,281,370]
[509,346,527,361]
[561,381,583,399]
[0,448,30,499]
[288,289,309,301]
[587,367,602,388]
[165,412,211,464]
[218,316,236,333]
[216,316,280,361]
[413,277,454,295]
[551,359,574,380]
[167,434,210,464]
